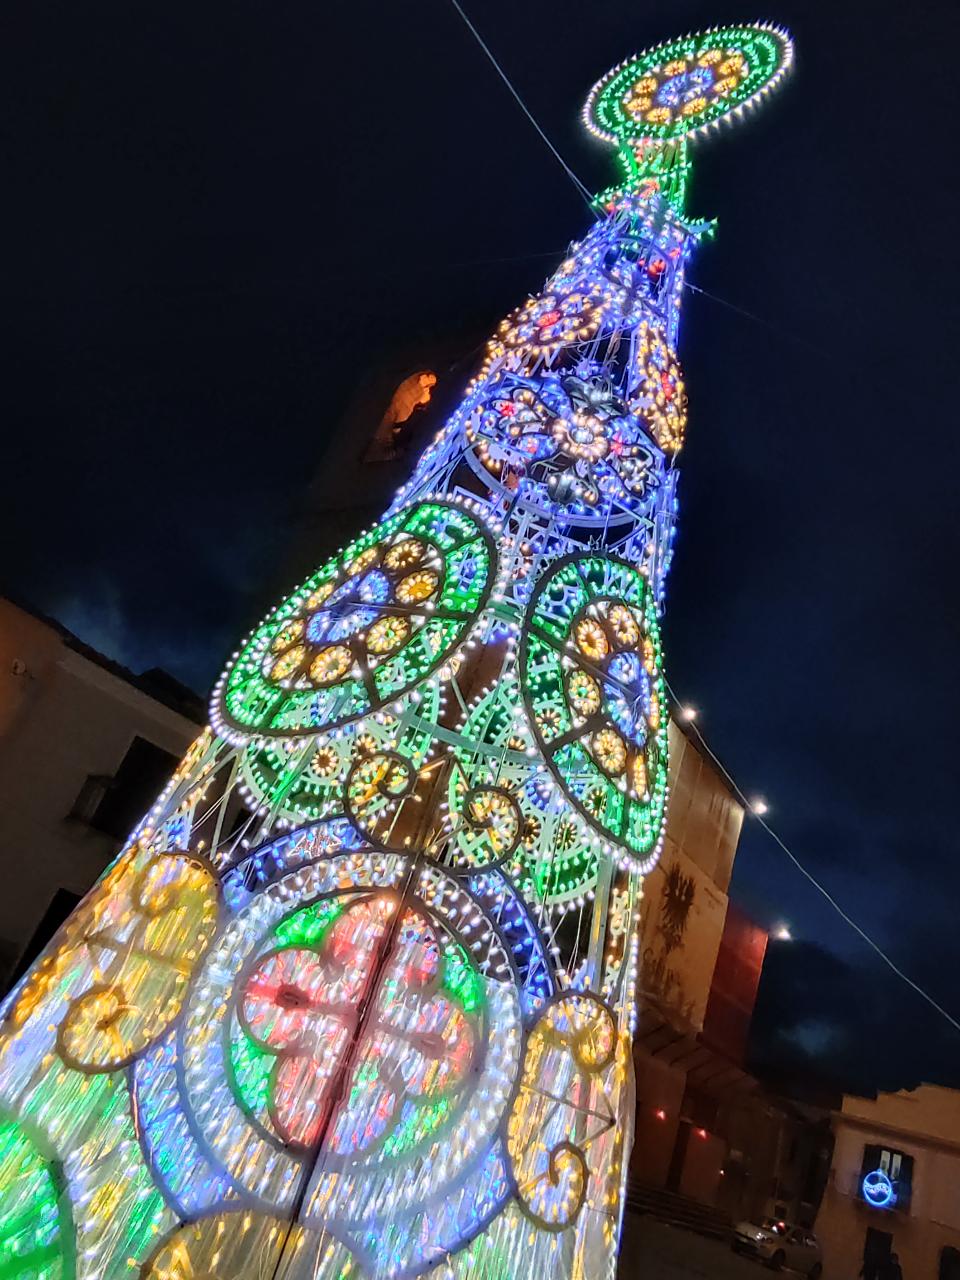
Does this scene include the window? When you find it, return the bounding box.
[73,736,179,841]
[859,1143,914,1213]
[365,371,437,462]
[863,1226,892,1274]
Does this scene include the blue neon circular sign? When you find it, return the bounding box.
[862,1169,896,1208]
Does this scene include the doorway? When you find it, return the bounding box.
[862,1226,893,1280]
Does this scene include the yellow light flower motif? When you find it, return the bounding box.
[309,645,352,685]
[270,644,306,681]
[383,537,425,572]
[719,53,746,76]
[624,94,653,116]
[681,96,709,117]
[396,569,439,604]
[568,669,601,717]
[366,615,410,654]
[310,746,339,778]
[648,691,661,731]
[536,706,563,738]
[271,618,304,653]
[632,755,648,798]
[646,106,672,125]
[344,546,379,575]
[643,634,657,674]
[556,819,577,852]
[574,618,608,661]
[592,728,627,776]
[586,786,607,816]
[606,604,640,649]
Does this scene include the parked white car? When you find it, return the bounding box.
[732,1218,822,1276]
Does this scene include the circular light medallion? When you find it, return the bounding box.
[177,849,524,1262]
[862,1169,896,1209]
[214,499,497,741]
[584,24,793,145]
[520,554,669,870]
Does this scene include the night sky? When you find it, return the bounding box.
[4,0,959,1093]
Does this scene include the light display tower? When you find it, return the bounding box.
[0,25,792,1280]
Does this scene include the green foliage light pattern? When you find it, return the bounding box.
[520,555,668,869]
[448,679,599,906]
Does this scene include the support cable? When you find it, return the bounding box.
[446,0,597,210]
[664,676,960,1037]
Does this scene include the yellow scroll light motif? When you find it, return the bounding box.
[343,749,422,852]
[13,847,219,1073]
[140,1212,362,1280]
[507,993,619,1232]
[447,784,524,873]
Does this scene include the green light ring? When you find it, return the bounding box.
[212,497,499,743]
[583,24,792,146]
[519,554,668,872]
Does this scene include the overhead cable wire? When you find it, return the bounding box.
[664,676,960,1037]
[682,280,834,358]
[445,0,597,210]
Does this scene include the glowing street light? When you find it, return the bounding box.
[750,797,769,816]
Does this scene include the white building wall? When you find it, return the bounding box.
[0,599,201,979]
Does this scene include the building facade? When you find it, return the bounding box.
[817,1086,960,1280]
[628,720,833,1229]
[0,597,204,985]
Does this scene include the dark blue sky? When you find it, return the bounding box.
[4,0,959,1090]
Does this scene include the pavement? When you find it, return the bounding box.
[618,1215,776,1280]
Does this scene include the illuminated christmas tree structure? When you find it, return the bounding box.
[0,25,792,1280]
